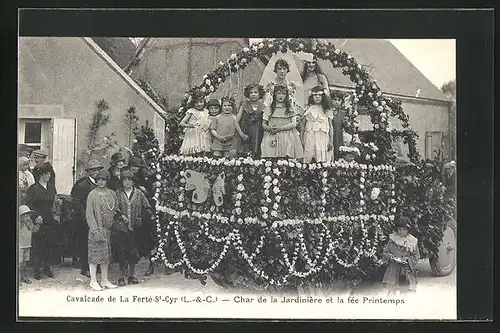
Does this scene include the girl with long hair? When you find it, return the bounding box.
[260,84,304,159]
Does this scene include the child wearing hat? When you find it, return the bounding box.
[382,216,421,296]
[19,205,38,284]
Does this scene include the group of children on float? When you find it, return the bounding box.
[178,76,420,296]
[179,81,358,163]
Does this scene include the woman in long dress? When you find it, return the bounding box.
[86,168,119,291]
[300,55,331,105]
[259,52,305,113]
[25,162,60,280]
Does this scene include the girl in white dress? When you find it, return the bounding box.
[179,91,212,156]
[301,85,334,162]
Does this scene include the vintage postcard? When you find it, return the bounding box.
[17,35,457,320]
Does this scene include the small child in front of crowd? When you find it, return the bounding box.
[19,205,38,284]
[179,90,212,156]
[210,97,237,157]
[382,216,420,297]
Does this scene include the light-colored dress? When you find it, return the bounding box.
[210,113,236,152]
[86,188,118,265]
[302,105,334,162]
[179,108,212,155]
[19,170,35,205]
[261,106,304,159]
[19,215,34,263]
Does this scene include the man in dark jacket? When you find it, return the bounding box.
[70,159,103,277]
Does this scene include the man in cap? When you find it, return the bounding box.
[19,156,35,205]
[70,159,104,276]
[30,150,56,188]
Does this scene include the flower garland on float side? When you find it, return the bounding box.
[151,154,398,286]
[171,38,420,165]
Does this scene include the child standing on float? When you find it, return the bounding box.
[301,85,334,162]
[233,83,266,158]
[210,97,237,157]
[179,91,212,156]
[260,84,304,160]
[206,98,221,124]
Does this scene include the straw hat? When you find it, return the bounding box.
[19,205,35,216]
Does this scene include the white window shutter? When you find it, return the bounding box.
[153,112,165,152]
[51,118,76,194]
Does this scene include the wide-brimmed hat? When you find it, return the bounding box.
[19,156,31,167]
[36,162,53,174]
[128,156,145,168]
[96,168,110,181]
[110,152,126,166]
[394,216,412,229]
[85,159,104,171]
[19,205,35,216]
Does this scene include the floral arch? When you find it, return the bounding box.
[137,38,454,290]
[168,38,420,165]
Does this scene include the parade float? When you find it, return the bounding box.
[136,38,456,292]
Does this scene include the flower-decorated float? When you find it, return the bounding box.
[137,38,456,292]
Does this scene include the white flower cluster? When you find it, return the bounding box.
[162,154,395,172]
[339,146,361,156]
[232,229,288,286]
[174,223,231,275]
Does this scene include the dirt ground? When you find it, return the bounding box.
[18,257,456,319]
[18,257,455,296]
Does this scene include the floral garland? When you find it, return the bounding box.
[172,38,420,164]
[151,154,399,286]
[139,38,455,289]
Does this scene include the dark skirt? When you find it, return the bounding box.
[134,212,156,258]
[30,222,62,267]
[111,228,141,268]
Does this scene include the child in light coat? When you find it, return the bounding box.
[19,205,38,284]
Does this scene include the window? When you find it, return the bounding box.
[22,121,42,151]
[394,136,410,162]
[425,131,443,160]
